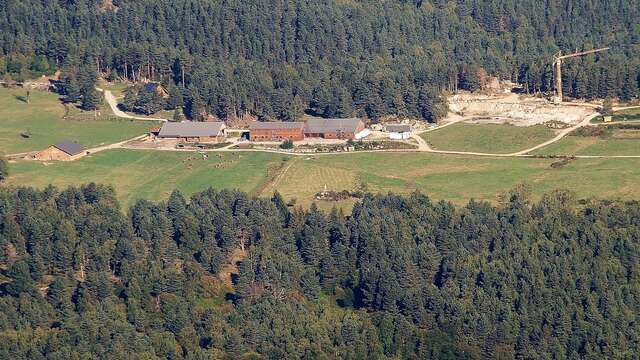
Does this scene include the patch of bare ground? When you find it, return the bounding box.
[447,92,593,126]
[98,0,118,13]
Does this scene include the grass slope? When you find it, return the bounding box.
[7,150,640,209]
[274,153,640,208]
[613,108,640,122]
[0,87,154,154]
[7,150,285,207]
[422,123,556,154]
[535,128,640,156]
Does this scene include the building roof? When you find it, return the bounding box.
[304,118,363,134]
[249,121,305,130]
[385,124,411,133]
[158,121,225,138]
[53,140,86,156]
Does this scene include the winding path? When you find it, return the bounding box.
[509,113,599,156]
[96,88,168,122]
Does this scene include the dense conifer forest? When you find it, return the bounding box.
[1,184,639,358]
[1,3,640,356]
[1,0,639,121]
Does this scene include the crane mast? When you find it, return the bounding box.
[553,47,609,104]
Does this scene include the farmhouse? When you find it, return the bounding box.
[249,122,305,141]
[35,140,86,161]
[304,118,369,140]
[158,121,226,142]
[385,124,412,140]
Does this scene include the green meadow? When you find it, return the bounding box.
[7,150,640,210]
[0,87,154,154]
[422,123,556,154]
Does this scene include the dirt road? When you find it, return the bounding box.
[509,112,599,156]
[96,88,168,122]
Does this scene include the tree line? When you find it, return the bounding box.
[1,0,638,122]
[1,184,639,358]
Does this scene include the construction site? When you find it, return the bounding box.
[447,92,593,127]
[445,48,613,127]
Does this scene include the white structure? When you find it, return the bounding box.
[385,124,411,140]
[355,128,371,140]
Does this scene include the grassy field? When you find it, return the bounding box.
[613,108,640,121]
[591,108,640,123]
[0,87,156,154]
[7,150,286,207]
[535,128,640,156]
[422,123,556,154]
[6,150,640,210]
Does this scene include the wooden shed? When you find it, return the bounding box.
[35,141,86,161]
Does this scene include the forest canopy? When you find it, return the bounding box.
[0,184,639,358]
[0,0,638,121]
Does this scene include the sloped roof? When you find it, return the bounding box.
[158,122,225,138]
[304,118,363,134]
[385,124,411,133]
[249,121,305,130]
[53,140,86,156]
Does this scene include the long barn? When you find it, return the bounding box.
[249,122,305,141]
[304,118,369,140]
[157,122,226,143]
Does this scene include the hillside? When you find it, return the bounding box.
[1,0,638,121]
[1,185,639,358]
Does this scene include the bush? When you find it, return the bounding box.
[280,139,294,149]
[571,126,605,137]
[602,98,614,116]
[0,154,9,182]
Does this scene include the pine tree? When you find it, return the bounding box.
[64,78,82,103]
[620,70,638,101]
[602,98,614,116]
[0,154,8,182]
[81,87,99,110]
[172,108,184,122]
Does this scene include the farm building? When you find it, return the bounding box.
[385,124,412,140]
[304,118,369,140]
[158,121,226,142]
[249,122,305,141]
[35,140,86,161]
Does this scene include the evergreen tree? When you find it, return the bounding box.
[81,87,99,110]
[0,154,8,182]
[620,70,638,101]
[172,108,184,122]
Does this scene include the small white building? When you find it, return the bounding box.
[385,124,411,140]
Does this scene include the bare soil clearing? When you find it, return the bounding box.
[447,93,593,127]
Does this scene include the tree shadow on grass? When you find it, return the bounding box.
[15,95,29,103]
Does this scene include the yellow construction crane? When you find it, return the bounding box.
[553,47,609,104]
